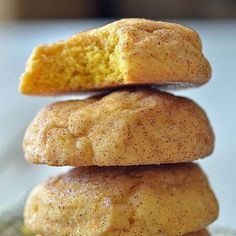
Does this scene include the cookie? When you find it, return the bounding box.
[19,18,211,95]
[23,90,214,166]
[24,164,218,236]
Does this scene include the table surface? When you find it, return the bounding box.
[0,19,235,228]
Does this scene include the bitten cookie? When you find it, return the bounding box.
[19,18,211,95]
[24,164,218,236]
[23,89,214,166]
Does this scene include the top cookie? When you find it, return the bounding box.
[19,18,211,95]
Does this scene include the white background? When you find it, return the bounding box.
[0,20,235,228]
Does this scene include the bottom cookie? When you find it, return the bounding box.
[25,164,218,236]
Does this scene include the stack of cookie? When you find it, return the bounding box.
[19,19,219,236]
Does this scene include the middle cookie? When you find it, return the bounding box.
[24,89,214,166]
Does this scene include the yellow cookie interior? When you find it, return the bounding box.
[20,32,125,94]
